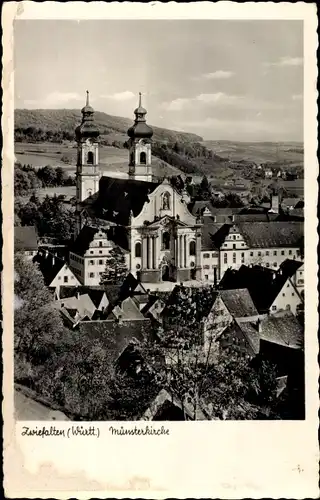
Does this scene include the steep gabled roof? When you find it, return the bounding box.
[219,264,300,314]
[15,226,38,251]
[220,289,259,319]
[260,313,304,349]
[38,257,66,286]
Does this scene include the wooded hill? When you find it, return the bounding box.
[15,108,203,144]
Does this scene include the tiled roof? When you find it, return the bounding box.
[236,221,303,248]
[279,259,303,278]
[14,226,38,251]
[220,289,259,318]
[235,319,260,355]
[260,313,304,349]
[89,176,160,226]
[234,212,279,222]
[57,286,106,308]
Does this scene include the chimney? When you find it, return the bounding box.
[52,254,55,266]
[271,194,279,214]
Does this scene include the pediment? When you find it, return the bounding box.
[147,216,189,229]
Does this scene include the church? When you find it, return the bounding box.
[69,92,203,285]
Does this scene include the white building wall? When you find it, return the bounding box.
[270,279,302,316]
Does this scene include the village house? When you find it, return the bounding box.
[219,263,303,316]
[14,226,39,260]
[37,252,80,288]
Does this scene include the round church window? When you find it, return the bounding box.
[136,264,141,270]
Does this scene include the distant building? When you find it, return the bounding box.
[37,252,80,288]
[264,167,273,179]
[14,226,38,260]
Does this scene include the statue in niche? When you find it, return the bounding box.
[162,192,170,210]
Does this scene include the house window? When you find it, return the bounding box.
[266,263,270,267]
[242,243,245,247]
[64,276,68,283]
[204,265,210,269]
[135,242,142,258]
[258,251,261,257]
[203,253,210,259]
[99,250,102,254]
[71,276,74,280]
[250,252,253,257]
[233,244,236,249]
[298,279,304,284]
[58,276,61,280]
[241,252,245,263]
[273,250,277,256]
[288,249,292,255]
[89,260,94,265]
[281,250,285,255]
[89,272,95,278]
[90,250,93,254]
[233,235,236,240]
[292,292,295,296]
[162,231,170,250]
[233,253,236,263]
[224,253,228,264]
[140,152,146,164]
[205,275,209,280]
[99,241,103,247]
[272,305,277,311]
[266,251,269,256]
[189,241,196,256]
[87,151,94,164]
[282,293,285,297]
[99,260,103,265]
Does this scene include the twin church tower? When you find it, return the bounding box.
[75,91,154,205]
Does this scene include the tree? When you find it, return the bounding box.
[14,254,66,383]
[100,246,128,285]
[37,165,57,187]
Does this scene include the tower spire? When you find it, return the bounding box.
[86,90,89,106]
[138,92,142,107]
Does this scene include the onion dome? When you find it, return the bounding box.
[75,91,100,141]
[127,92,153,140]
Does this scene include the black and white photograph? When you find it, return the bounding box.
[12,18,307,423]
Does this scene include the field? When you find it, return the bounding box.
[15,142,182,178]
[203,140,304,165]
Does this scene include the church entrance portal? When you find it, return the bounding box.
[161,265,170,281]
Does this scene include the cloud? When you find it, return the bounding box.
[23,92,83,108]
[201,70,234,80]
[292,93,303,101]
[264,56,303,67]
[161,92,243,111]
[101,91,135,101]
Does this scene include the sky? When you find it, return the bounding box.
[14,20,303,141]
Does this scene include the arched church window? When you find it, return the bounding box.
[162,231,170,250]
[87,151,94,164]
[135,242,142,258]
[189,241,196,256]
[162,192,171,210]
[140,152,146,164]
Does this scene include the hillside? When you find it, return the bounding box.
[15,108,202,144]
[204,140,304,165]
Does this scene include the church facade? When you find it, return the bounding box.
[70,93,203,285]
